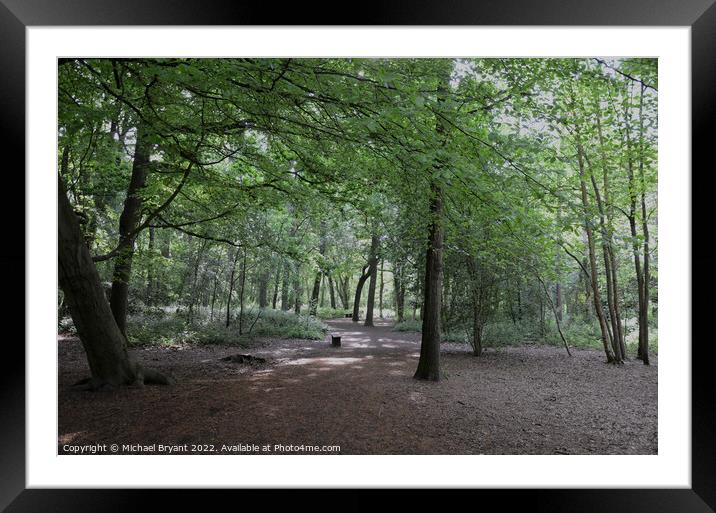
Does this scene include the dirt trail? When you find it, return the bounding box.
[58,318,657,455]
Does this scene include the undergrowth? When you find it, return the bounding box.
[59,307,328,347]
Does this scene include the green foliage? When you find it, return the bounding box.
[124,308,327,348]
[393,319,422,333]
[481,321,534,348]
[58,57,658,365]
[315,307,350,320]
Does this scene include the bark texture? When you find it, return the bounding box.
[59,177,171,389]
[109,122,151,337]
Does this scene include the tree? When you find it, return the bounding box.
[364,235,380,327]
[58,177,171,389]
[414,64,452,381]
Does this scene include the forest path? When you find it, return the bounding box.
[58,319,657,455]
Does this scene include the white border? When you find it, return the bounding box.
[27,27,691,488]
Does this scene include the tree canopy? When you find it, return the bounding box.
[58,57,657,387]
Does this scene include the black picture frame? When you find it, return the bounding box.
[2,1,713,511]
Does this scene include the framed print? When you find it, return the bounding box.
[2,0,714,511]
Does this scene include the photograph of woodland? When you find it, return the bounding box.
[58,58,657,455]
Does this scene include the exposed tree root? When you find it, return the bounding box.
[71,365,174,391]
[220,354,267,365]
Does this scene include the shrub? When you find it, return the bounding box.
[393,319,422,332]
[481,321,533,348]
[315,307,351,320]
[125,307,328,347]
[442,330,469,344]
[58,316,76,335]
[542,320,602,350]
[126,314,191,347]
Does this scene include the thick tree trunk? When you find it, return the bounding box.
[58,178,171,389]
[109,122,151,337]
[364,235,380,327]
[414,181,444,381]
[414,70,451,381]
[364,266,378,326]
[340,275,350,310]
[309,271,322,316]
[328,273,337,309]
[257,269,269,309]
[320,274,326,308]
[334,274,344,309]
[352,265,370,322]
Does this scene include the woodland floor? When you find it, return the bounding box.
[58,318,657,455]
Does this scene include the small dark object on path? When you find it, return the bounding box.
[220,354,267,364]
[331,335,341,347]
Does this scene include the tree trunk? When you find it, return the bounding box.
[156,229,171,304]
[637,85,651,365]
[394,261,405,323]
[639,150,651,366]
[187,239,207,323]
[238,248,248,335]
[210,273,219,321]
[281,263,291,311]
[328,273,337,309]
[414,70,451,381]
[576,138,618,363]
[595,111,625,360]
[58,177,170,389]
[225,247,240,327]
[352,265,371,322]
[257,268,269,309]
[555,282,563,322]
[309,271,322,316]
[364,235,380,327]
[293,262,302,315]
[339,275,350,310]
[588,159,623,361]
[109,122,151,337]
[146,227,155,305]
[272,263,281,310]
[582,252,591,320]
[414,180,444,381]
[379,261,385,318]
